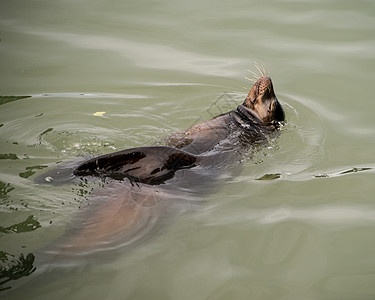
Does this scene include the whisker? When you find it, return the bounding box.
[244,75,257,83]
[250,71,260,80]
[254,62,268,77]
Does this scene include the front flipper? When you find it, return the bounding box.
[73,146,199,185]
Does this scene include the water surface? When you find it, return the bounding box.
[1,0,375,299]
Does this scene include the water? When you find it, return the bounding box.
[1,0,375,298]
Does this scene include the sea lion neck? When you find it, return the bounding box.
[243,76,285,124]
[235,104,262,125]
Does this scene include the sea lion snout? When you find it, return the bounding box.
[244,76,285,124]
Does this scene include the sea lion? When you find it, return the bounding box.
[74,76,284,179]
[45,75,285,257]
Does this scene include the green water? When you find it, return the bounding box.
[1,0,375,299]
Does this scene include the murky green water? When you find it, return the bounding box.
[1,0,375,299]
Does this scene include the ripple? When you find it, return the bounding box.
[203,204,375,227]
[1,20,242,77]
[239,93,326,182]
[315,165,375,179]
[30,92,149,99]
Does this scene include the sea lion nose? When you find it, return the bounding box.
[257,76,271,85]
[260,76,271,83]
[257,76,275,99]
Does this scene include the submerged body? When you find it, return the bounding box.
[46,76,285,257]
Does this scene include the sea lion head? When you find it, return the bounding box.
[243,76,285,125]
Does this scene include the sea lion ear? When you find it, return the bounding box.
[74,146,198,185]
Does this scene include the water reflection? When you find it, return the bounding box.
[0,215,41,235]
[0,252,36,291]
[0,96,31,106]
